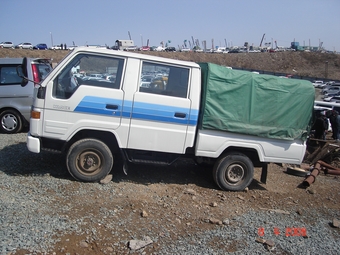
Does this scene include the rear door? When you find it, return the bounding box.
[127,61,192,154]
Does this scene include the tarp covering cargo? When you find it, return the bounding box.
[198,62,315,141]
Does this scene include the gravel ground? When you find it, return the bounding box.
[1,132,340,255]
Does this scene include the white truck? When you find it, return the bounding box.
[18,47,315,191]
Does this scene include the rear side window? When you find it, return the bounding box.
[53,53,125,99]
[139,61,189,98]
[0,65,22,85]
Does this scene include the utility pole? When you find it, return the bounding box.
[50,32,53,47]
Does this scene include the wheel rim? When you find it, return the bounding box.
[76,149,103,176]
[225,163,245,183]
[1,113,18,131]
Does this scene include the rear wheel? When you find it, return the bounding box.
[0,109,23,134]
[213,153,254,191]
[66,139,113,182]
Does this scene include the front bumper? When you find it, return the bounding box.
[27,132,41,153]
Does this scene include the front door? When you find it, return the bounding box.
[43,53,125,139]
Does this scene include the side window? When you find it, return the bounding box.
[0,66,22,85]
[139,62,189,98]
[53,54,124,99]
[36,64,52,81]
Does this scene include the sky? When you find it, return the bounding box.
[1,0,339,51]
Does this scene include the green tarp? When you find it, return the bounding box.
[198,63,315,141]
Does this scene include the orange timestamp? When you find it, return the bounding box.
[258,227,307,237]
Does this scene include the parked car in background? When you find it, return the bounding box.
[50,45,62,50]
[153,46,165,52]
[229,48,240,53]
[192,46,203,53]
[123,45,138,51]
[323,85,340,95]
[204,49,214,53]
[312,80,326,88]
[139,46,150,51]
[15,42,33,49]
[82,73,104,81]
[323,95,336,102]
[0,58,52,133]
[33,43,48,50]
[0,42,14,48]
[180,48,191,52]
[214,47,227,53]
[330,96,340,103]
[68,45,78,50]
[165,47,176,52]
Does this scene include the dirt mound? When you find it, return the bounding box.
[1,48,339,80]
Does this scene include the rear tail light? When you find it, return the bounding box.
[31,64,40,83]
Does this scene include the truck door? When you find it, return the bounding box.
[127,61,192,154]
[43,53,125,138]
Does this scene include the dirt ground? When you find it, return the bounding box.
[13,154,340,255]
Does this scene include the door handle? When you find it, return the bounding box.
[174,112,186,118]
[106,104,118,110]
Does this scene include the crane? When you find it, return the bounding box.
[259,33,265,47]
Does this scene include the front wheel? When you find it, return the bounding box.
[213,153,254,191]
[66,139,113,182]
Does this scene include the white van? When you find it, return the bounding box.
[0,58,52,133]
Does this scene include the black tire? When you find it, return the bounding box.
[213,153,254,191]
[0,109,23,134]
[66,139,113,182]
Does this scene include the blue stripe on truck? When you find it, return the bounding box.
[74,96,198,125]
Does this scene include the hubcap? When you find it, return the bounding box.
[76,150,102,176]
[1,114,17,131]
[226,164,245,183]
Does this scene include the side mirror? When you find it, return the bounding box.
[16,57,29,87]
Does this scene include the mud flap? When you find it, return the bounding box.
[260,163,268,184]
[120,149,129,175]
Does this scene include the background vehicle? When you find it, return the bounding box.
[33,43,48,50]
[180,47,191,52]
[0,42,14,49]
[321,82,340,94]
[329,96,340,103]
[312,80,325,88]
[154,46,165,51]
[0,58,52,133]
[214,47,227,53]
[123,45,138,51]
[165,47,176,52]
[323,86,340,97]
[139,46,150,51]
[50,45,62,50]
[15,42,33,49]
[20,47,314,191]
[112,40,135,51]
